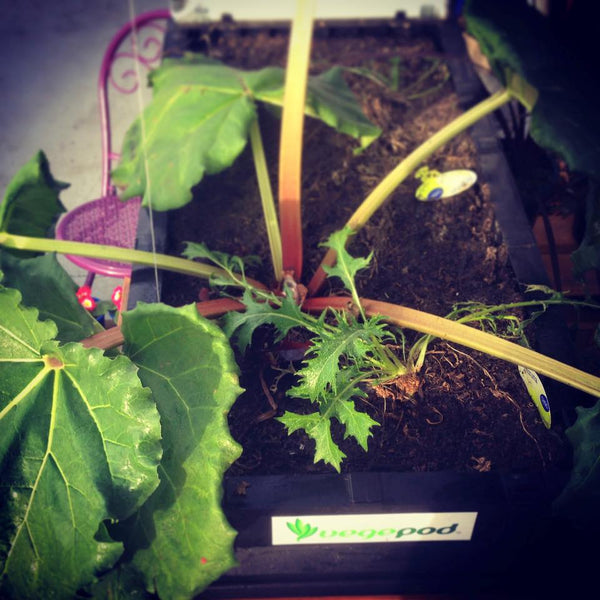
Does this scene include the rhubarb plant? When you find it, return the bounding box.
[112,55,380,211]
[110,51,380,278]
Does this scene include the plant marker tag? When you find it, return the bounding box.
[518,366,551,428]
[415,166,477,201]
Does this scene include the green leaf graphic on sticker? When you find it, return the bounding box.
[518,365,551,428]
[286,518,318,541]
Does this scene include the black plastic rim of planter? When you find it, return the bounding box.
[129,16,585,600]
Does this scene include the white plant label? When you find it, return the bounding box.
[518,365,551,428]
[272,511,478,545]
[415,167,477,201]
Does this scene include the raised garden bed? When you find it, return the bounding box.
[127,14,592,599]
[4,5,600,600]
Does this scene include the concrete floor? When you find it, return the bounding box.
[0,0,447,300]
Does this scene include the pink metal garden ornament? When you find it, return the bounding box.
[55,9,171,288]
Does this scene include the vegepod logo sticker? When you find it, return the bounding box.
[272,512,477,545]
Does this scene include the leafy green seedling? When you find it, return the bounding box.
[188,229,407,471]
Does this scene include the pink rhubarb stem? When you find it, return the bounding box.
[278,0,316,281]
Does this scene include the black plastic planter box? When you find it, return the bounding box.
[128,15,586,599]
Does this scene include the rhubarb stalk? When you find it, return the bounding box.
[278,0,316,281]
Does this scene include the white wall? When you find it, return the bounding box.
[171,0,448,22]
[0,0,168,211]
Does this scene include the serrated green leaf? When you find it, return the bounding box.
[116,303,243,599]
[183,241,261,280]
[278,411,346,472]
[290,318,384,401]
[223,288,309,353]
[183,240,237,267]
[334,397,379,451]
[319,371,378,451]
[283,368,378,471]
[0,284,162,599]
[112,56,380,211]
[0,151,68,256]
[321,227,372,297]
[0,253,101,342]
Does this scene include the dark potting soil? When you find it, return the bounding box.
[160,22,571,476]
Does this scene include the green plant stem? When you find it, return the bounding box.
[0,231,266,290]
[307,87,514,295]
[278,0,316,280]
[368,341,408,378]
[451,297,600,321]
[304,296,600,398]
[249,118,283,281]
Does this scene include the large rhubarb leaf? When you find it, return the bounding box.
[115,303,243,599]
[0,151,67,255]
[0,253,101,342]
[0,283,162,599]
[553,399,600,531]
[112,55,380,210]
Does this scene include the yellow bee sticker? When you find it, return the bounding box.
[415,166,477,201]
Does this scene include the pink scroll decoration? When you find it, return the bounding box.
[108,22,167,94]
[99,9,171,196]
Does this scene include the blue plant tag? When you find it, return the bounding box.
[518,365,551,428]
